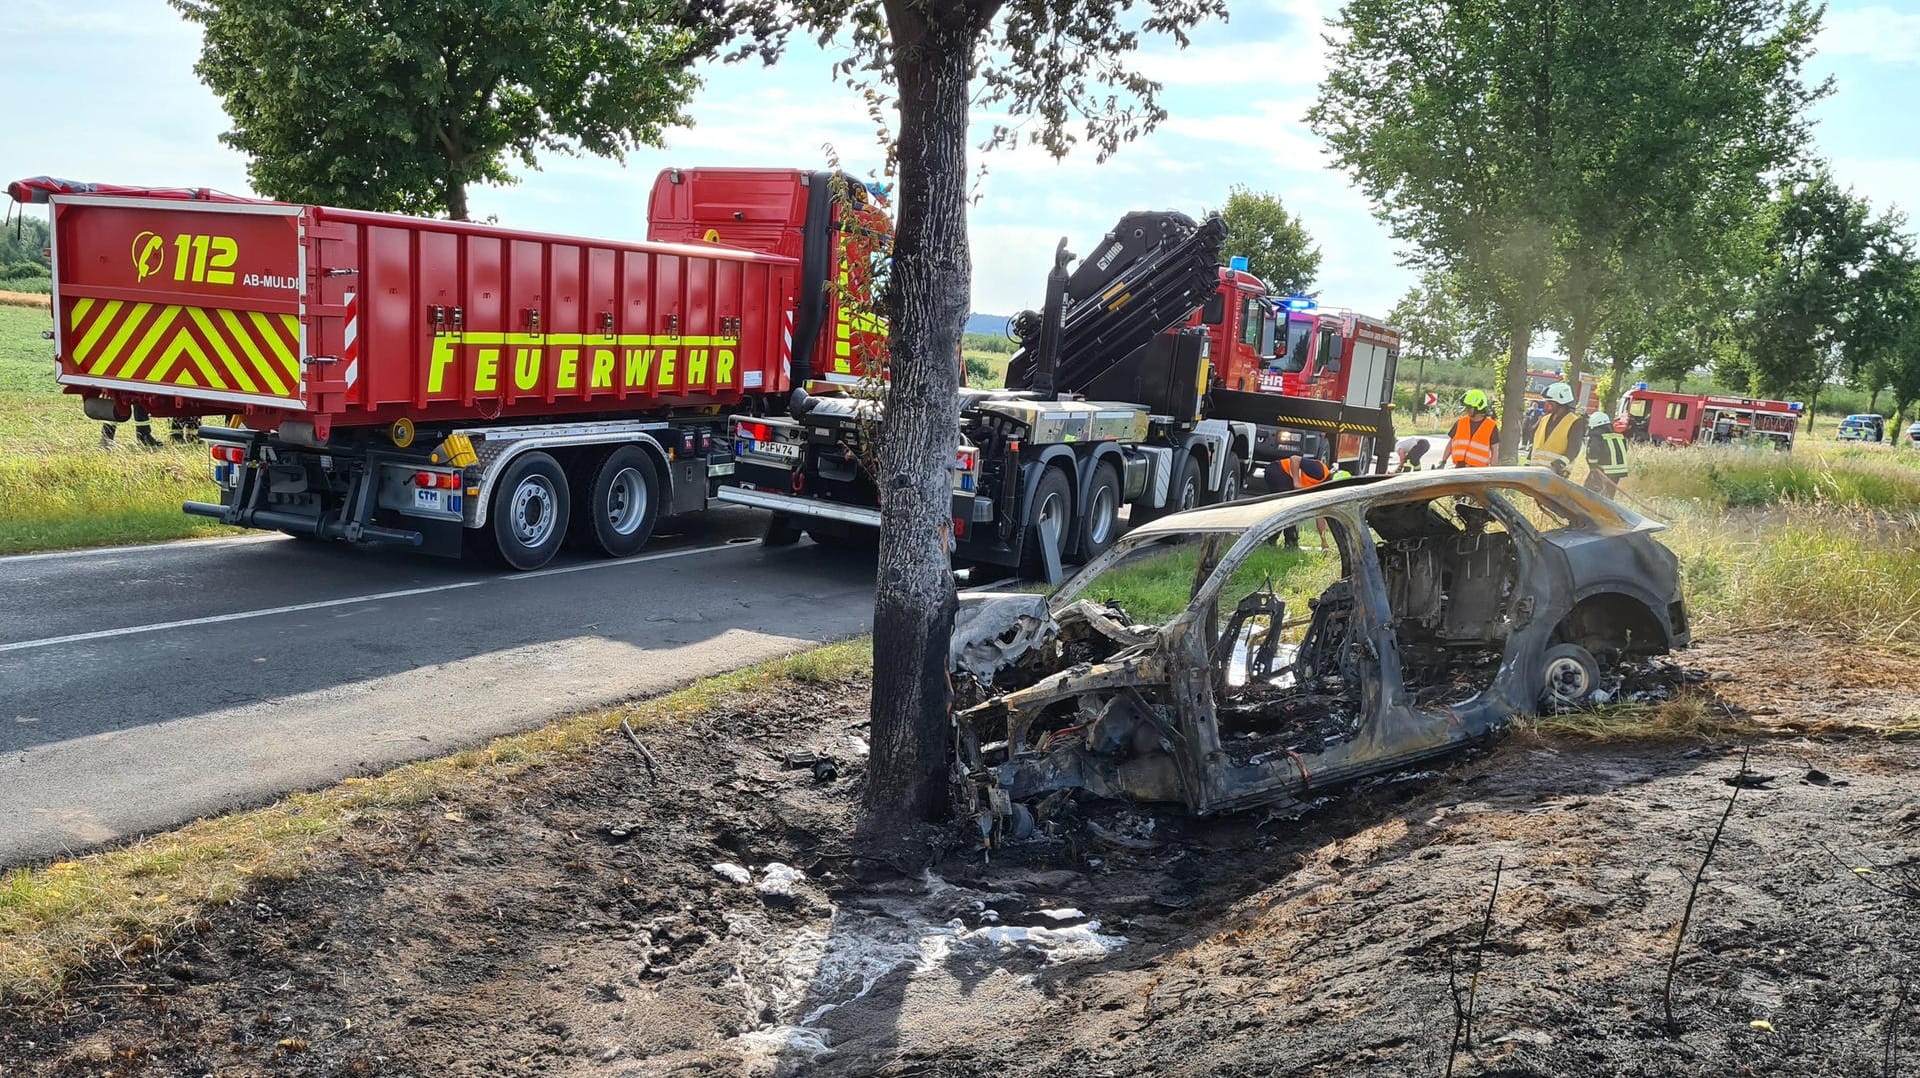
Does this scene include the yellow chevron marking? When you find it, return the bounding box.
[217,308,271,377]
[113,305,179,379]
[70,298,94,330]
[249,310,298,382]
[151,332,228,392]
[74,300,122,368]
[94,302,151,376]
[187,307,262,394]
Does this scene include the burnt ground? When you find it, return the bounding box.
[5,631,1920,1077]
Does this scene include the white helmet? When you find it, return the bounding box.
[1544,381,1576,406]
[1588,410,1611,430]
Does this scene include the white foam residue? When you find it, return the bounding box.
[757,862,805,896]
[712,862,752,885]
[737,1024,831,1065]
[955,919,1128,962]
[1037,907,1086,921]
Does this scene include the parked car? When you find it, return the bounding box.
[1908,421,1920,446]
[949,468,1690,840]
[1838,414,1887,442]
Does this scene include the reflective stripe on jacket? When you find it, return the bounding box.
[1448,415,1496,467]
[1529,411,1580,468]
[1591,431,1630,477]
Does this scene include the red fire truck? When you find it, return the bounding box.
[12,168,883,570]
[1615,383,1802,449]
[1195,269,1400,473]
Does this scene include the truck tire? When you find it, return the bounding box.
[1018,467,1075,581]
[574,445,660,559]
[1078,462,1123,561]
[1208,451,1243,505]
[489,451,571,570]
[1171,452,1204,513]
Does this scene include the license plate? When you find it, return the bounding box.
[413,487,445,511]
[755,441,800,462]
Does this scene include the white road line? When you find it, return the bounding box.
[0,533,286,565]
[0,541,740,655]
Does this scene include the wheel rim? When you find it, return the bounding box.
[510,474,558,547]
[1037,490,1067,556]
[1180,475,1199,511]
[1222,469,1239,503]
[1544,655,1592,704]
[1087,484,1117,546]
[605,466,648,535]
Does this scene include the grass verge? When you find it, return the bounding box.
[1528,689,1920,743]
[0,637,873,1004]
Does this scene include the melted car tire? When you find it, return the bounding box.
[1540,642,1602,708]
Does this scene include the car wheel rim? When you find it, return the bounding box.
[1088,485,1116,545]
[511,475,558,547]
[1544,655,1592,703]
[606,466,648,535]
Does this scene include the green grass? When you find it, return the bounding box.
[1627,441,1920,512]
[0,637,873,1003]
[0,305,234,554]
[1075,539,1332,626]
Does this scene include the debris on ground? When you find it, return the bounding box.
[5,631,1919,1076]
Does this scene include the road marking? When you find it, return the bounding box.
[0,533,285,565]
[0,541,739,655]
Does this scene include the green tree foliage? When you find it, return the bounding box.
[691,0,1226,834]
[0,217,51,272]
[1732,172,1907,406]
[1389,269,1473,369]
[1218,186,1319,294]
[1311,0,1823,460]
[174,0,702,220]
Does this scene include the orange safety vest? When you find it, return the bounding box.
[1449,415,1497,467]
[1281,456,1330,489]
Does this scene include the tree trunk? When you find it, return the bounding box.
[1609,351,1632,411]
[446,179,469,222]
[1563,307,1592,403]
[1869,386,1881,414]
[1499,321,1531,463]
[860,5,973,834]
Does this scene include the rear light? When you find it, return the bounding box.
[740,421,773,442]
[415,470,459,489]
[209,445,245,463]
[953,516,966,538]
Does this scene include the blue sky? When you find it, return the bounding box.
[5,0,1916,326]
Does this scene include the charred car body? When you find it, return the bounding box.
[949,467,1689,841]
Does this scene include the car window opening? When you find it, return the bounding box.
[1367,494,1520,705]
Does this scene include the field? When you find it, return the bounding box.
[0,304,232,554]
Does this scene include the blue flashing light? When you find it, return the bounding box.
[1283,293,1317,311]
[1788,401,1804,412]
[1633,381,1648,391]
[1228,255,1250,273]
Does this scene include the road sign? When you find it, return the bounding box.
[1423,392,1438,408]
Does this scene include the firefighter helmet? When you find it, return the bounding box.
[1461,389,1490,411]
[1544,382,1576,406]
[1588,410,1612,430]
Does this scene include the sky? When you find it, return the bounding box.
[5,0,1917,331]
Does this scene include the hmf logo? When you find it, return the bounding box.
[130,231,239,285]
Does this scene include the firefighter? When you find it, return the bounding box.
[1265,452,1331,548]
[100,404,164,451]
[1528,381,1583,475]
[1583,410,1630,497]
[1394,436,1432,472]
[1445,389,1499,467]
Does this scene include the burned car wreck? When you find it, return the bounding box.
[949,467,1689,841]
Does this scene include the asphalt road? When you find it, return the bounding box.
[0,508,878,865]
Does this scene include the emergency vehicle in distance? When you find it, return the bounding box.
[1526,367,1599,414]
[1614,382,1802,450]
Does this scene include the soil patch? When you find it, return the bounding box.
[5,632,1918,1076]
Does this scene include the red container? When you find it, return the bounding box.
[41,171,825,439]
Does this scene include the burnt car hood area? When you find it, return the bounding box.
[949,467,1690,845]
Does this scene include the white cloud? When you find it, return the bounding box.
[1827,155,1920,218]
[1818,6,1920,67]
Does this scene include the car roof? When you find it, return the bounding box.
[1126,466,1651,537]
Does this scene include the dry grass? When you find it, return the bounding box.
[0,637,873,1004]
[0,289,51,308]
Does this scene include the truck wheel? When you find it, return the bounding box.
[575,445,660,559]
[1078,463,1123,561]
[763,512,803,547]
[1018,467,1075,581]
[489,451,571,570]
[1171,453,1204,513]
[1208,451,1243,505]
